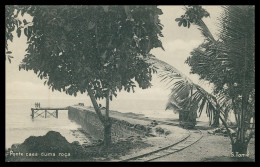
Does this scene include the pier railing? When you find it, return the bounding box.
[31,107,68,119]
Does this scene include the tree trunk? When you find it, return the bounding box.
[218,103,249,155]
[103,90,112,147]
[239,36,248,144]
[212,110,220,127]
[232,140,248,155]
[179,110,184,121]
[179,110,196,129]
[103,123,112,147]
[86,87,105,124]
[86,87,112,147]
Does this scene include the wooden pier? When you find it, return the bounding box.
[31,107,68,119]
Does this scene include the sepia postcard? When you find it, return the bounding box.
[5,5,255,162]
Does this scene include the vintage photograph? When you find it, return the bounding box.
[5,5,255,162]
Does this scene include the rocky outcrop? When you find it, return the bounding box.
[6,131,86,161]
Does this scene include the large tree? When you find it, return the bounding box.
[6,5,164,147]
[174,5,255,154]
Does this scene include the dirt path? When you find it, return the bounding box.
[152,130,255,162]
[72,106,255,162]
[121,129,202,162]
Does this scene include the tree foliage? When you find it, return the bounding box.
[173,5,255,153]
[5,5,19,63]
[8,5,164,100]
[184,6,255,130]
[149,6,254,154]
[5,5,31,63]
[186,6,255,98]
[147,57,219,125]
[6,5,164,146]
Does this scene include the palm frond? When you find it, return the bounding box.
[146,56,221,125]
[196,19,216,42]
[146,57,193,84]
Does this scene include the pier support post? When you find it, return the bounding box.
[31,108,34,119]
[45,110,47,118]
[56,110,58,118]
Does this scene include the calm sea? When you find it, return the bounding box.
[5,98,210,149]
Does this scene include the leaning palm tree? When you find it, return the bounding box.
[148,5,255,155]
[147,53,251,156]
[147,56,220,127]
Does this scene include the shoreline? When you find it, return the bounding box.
[6,105,255,162]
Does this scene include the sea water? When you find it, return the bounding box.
[5,99,84,149]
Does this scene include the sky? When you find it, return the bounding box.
[6,6,222,102]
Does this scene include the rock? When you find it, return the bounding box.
[134,124,144,130]
[72,141,80,146]
[129,124,134,127]
[207,130,214,134]
[8,131,83,155]
[146,127,152,133]
[11,143,21,150]
[165,130,171,136]
[151,120,158,127]
[213,128,221,133]
[222,129,227,134]
[145,133,156,137]
[155,127,165,134]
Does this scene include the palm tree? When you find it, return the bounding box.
[186,6,255,154]
[149,5,254,155]
[147,56,220,127]
[216,5,255,154]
